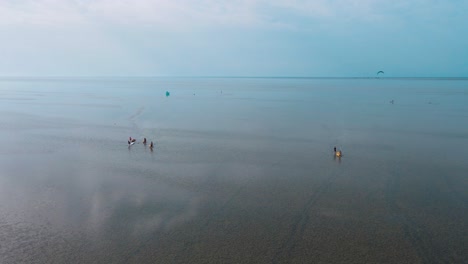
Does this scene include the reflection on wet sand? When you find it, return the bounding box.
[0,149,203,263]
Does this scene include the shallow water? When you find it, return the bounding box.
[0,77,467,263]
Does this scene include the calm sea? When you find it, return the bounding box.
[0,77,467,263]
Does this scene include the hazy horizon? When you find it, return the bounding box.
[1,75,468,79]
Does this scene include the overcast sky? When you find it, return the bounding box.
[0,0,467,77]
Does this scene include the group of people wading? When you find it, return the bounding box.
[128,136,154,150]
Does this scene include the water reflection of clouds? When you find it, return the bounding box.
[82,167,202,239]
[0,146,202,245]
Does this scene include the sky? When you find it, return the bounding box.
[0,0,467,77]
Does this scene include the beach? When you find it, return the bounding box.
[0,77,467,263]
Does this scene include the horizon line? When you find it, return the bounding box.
[0,75,467,80]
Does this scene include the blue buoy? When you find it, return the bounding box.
[166,91,170,97]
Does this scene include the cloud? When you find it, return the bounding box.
[3,0,458,30]
[0,0,86,27]
[0,0,265,29]
[85,0,265,29]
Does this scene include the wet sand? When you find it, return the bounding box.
[0,77,467,263]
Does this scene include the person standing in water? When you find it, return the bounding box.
[334,146,343,157]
